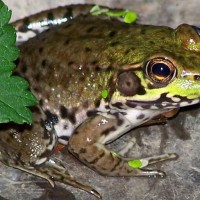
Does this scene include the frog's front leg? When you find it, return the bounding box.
[142,108,180,126]
[68,114,177,176]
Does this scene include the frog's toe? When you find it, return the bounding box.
[124,153,177,177]
[39,160,101,199]
[139,153,178,168]
[135,168,166,177]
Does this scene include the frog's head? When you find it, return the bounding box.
[110,24,200,110]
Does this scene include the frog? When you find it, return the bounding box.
[0,4,200,199]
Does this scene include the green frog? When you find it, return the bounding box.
[0,4,200,199]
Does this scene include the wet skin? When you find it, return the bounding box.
[0,4,200,199]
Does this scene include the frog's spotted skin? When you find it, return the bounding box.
[13,5,96,44]
[1,4,200,199]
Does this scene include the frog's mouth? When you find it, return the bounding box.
[124,93,200,109]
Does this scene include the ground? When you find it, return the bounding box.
[1,0,200,200]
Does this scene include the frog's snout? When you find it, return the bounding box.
[181,71,200,82]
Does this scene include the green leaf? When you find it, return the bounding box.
[128,159,142,169]
[106,10,127,17]
[90,5,137,24]
[90,5,109,16]
[0,74,36,124]
[124,11,138,23]
[101,89,108,99]
[0,24,17,46]
[0,57,15,73]
[0,1,11,27]
[0,1,37,124]
[0,45,19,61]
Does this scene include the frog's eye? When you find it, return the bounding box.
[145,57,177,84]
[192,26,200,36]
[117,71,141,96]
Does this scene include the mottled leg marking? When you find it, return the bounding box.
[0,124,101,199]
[37,159,101,199]
[4,158,101,199]
[68,114,177,177]
[139,153,177,168]
[118,138,177,168]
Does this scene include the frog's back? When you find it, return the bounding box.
[17,16,122,110]
[17,15,174,109]
[16,15,175,142]
[17,15,128,140]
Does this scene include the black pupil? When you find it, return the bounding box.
[151,63,170,77]
[192,25,200,36]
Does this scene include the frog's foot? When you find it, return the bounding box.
[37,159,101,199]
[10,159,101,199]
[117,138,177,167]
[68,114,177,177]
[121,153,177,176]
[138,153,178,168]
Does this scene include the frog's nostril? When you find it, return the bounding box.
[194,75,200,81]
[192,25,200,36]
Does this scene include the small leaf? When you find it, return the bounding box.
[101,89,108,99]
[106,10,127,17]
[128,159,142,169]
[90,5,109,16]
[90,5,137,24]
[124,11,138,23]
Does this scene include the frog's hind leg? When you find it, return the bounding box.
[12,5,94,44]
[0,122,101,199]
[68,114,177,177]
[33,159,101,199]
[4,158,101,199]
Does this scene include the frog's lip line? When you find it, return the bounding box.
[181,70,200,77]
[125,98,200,109]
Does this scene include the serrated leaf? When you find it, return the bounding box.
[0,74,37,124]
[0,102,33,124]
[0,57,15,73]
[0,24,16,46]
[0,2,11,27]
[0,1,37,124]
[0,45,19,61]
